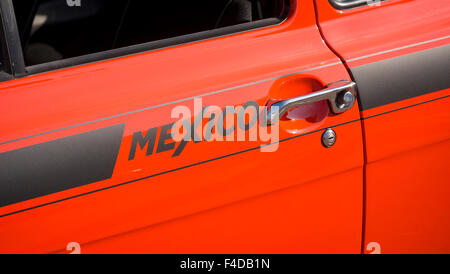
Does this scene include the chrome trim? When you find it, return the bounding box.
[321,128,337,148]
[266,80,357,124]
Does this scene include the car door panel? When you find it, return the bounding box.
[0,0,364,253]
[65,168,364,254]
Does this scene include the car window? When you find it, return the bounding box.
[11,0,289,68]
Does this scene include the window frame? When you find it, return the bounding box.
[1,0,291,78]
[0,0,25,81]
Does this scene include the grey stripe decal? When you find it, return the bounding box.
[0,118,362,217]
[1,92,450,216]
[0,124,125,207]
[351,43,450,110]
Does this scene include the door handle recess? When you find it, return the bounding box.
[266,80,357,124]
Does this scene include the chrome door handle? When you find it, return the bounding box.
[266,80,357,124]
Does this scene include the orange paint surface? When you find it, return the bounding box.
[0,0,364,253]
[316,0,450,253]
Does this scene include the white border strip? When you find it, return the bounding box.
[347,35,450,63]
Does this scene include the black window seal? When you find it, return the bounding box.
[4,0,291,78]
[0,0,25,78]
[0,15,13,82]
[329,0,388,10]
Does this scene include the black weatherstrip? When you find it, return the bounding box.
[0,124,125,207]
[352,44,450,110]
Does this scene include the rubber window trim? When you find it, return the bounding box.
[0,0,25,79]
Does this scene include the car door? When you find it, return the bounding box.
[0,0,364,253]
[316,0,450,253]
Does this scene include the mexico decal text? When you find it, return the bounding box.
[127,98,280,162]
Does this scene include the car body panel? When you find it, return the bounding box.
[316,0,450,253]
[0,0,365,253]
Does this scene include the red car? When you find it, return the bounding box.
[0,0,448,254]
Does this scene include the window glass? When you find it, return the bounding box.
[12,0,288,66]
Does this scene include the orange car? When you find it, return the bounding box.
[0,0,448,254]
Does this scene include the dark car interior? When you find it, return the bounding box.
[11,0,287,66]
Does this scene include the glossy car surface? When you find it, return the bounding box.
[0,0,448,253]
